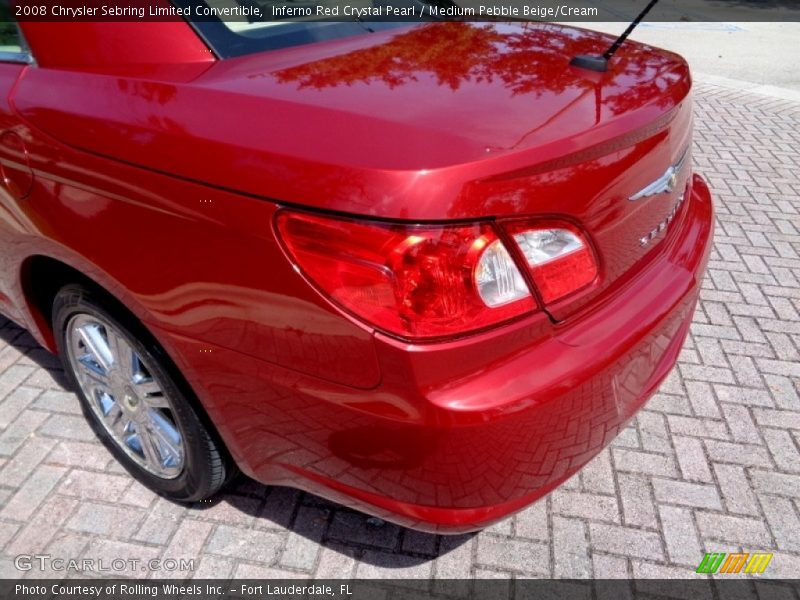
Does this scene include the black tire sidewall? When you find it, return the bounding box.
[53,285,222,502]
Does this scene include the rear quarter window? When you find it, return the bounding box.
[0,3,31,60]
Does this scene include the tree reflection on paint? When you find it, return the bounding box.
[273,22,684,115]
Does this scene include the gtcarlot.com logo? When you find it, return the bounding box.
[14,554,195,573]
[696,552,773,574]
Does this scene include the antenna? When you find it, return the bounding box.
[570,0,661,73]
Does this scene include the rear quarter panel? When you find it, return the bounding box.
[2,73,382,391]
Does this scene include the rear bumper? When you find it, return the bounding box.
[156,174,714,533]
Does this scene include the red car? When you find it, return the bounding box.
[0,12,712,532]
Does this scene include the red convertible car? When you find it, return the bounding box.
[0,8,712,532]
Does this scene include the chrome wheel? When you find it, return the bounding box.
[65,314,185,479]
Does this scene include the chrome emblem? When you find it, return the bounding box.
[629,147,688,202]
[640,192,686,247]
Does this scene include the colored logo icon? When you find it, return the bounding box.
[696,552,773,574]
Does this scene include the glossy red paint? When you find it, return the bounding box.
[0,20,713,531]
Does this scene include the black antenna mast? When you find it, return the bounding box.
[571,0,661,73]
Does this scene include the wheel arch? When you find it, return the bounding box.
[18,254,237,473]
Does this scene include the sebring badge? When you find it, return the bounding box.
[629,147,689,202]
[639,192,686,247]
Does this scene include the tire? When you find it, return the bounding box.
[53,284,229,502]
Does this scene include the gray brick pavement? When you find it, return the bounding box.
[0,79,799,580]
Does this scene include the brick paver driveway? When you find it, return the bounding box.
[0,79,799,581]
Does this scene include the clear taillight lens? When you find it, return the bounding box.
[505,222,598,304]
[475,239,530,307]
[276,211,535,339]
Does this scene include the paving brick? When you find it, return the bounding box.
[0,464,65,521]
[646,393,693,416]
[0,436,57,488]
[764,374,800,410]
[756,358,800,378]
[551,490,620,524]
[593,554,632,583]
[0,365,35,399]
[280,506,327,571]
[713,463,760,515]
[759,495,800,553]
[617,473,658,529]
[713,384,775,407]
[588,524,664,561]
[198,494,262,526]
[720,404,762,443]
[762,428,800,472]
[612,449,678,478]
[37,414,96,442]
[476,535,549,576]
[579,450,616,494]
[695,512,773,546]
[0,386,40,429]
[315,543,360,579]
[684,381,723,418]
[5,496,79,556]
[752,408,800,430]
[668,415,730,440]
[513,499,549,541]
[651,479,723,510]
[0,409,49,457]
[658,505,703,566]
[0,520,20,550]
[58,469,132,501]
[680,365,736,386]
[30,390,81,415]
[118,480,156,508]
[132,510,179,546]
[206,524,283,564]
[163,518,214,564]
[552,517,590,578]
[66,501,145,540]
[704,439,774,467]
[672,435,714,483]
[637,411,673,453]
[44,440,112,470]
[751,469,800,498]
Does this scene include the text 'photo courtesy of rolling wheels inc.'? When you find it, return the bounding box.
[0,0,799,599]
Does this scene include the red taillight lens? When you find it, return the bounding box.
[276,211,535,339]
[504,221,598,304]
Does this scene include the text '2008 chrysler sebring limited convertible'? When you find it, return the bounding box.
[0,5,713,532]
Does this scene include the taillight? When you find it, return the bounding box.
[504,221,598,304]
[276,211,535,339]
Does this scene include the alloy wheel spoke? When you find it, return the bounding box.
[134,375,164,397]
[104,401,128,437]
[79,355,112,388]
[142,391,169,409]
[77,325,113,373]
[136,423,164,470]
[108,329,136,379]
[146,411,183,465]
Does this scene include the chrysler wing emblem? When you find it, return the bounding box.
[629,147,689,201]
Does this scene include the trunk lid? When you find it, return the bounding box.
[16,22,693,320]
